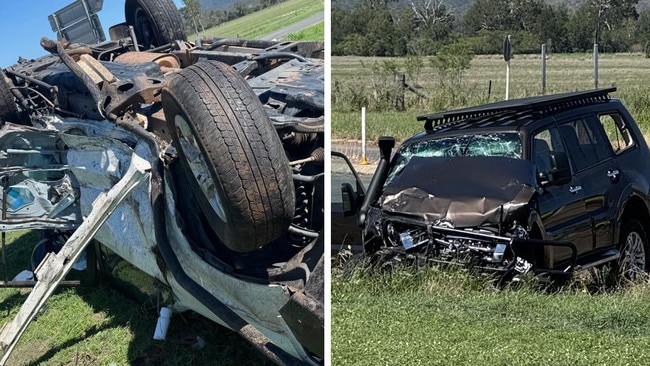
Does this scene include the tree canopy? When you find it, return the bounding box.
[333,0,650,55]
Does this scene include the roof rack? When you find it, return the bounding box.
[417,87,616,131]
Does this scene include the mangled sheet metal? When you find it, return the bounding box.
[381,156,537,228]
[0,154,151,365]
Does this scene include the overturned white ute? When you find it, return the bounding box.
[0,0,324,364]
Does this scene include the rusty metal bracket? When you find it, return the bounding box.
[76,50,166,120]
[41,37,165,121]
[101,76,164,120]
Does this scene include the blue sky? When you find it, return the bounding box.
[0,0,184,67]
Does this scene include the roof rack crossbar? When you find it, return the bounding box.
[420,88,616,131]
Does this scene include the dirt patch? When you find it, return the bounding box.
[64,352,97,366]
[7,339,50,366]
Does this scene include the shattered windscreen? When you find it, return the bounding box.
[385,133,522,185]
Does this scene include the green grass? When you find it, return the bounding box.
[332,111,425,141]
[193,0,323,39]
[332,53,650,141]
[333,53,650,98]
[332,52,650,365]
[286,22,324,41]
[332,264,650,365]
[0,232,272,365]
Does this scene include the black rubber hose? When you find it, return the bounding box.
[253,52,307,63]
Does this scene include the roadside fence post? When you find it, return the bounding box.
[504,35,512,100]
[394,74,405,111]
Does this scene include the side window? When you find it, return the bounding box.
[558,117,610,172]
[533,127,566,174]
[599,113,636,154]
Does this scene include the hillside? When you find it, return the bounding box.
[199,0,255,10]
[199,0,232,9]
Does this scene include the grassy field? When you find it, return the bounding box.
[193,0,323,40]
[286,22,324,41]
[332,53,650,365]
[0,232,272,365]
[332,53,650,141]
[332,263,650,365]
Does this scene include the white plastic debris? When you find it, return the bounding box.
[72,251,87,271]
[153,307,172,340]
[12,270,34,282]
[193,336,205,349]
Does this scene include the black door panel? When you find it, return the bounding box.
[331,152,368,252]
[538,180,590,265]
[533,126,591,266]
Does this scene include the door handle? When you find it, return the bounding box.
[569,185,582,194]
[607,169,620,180]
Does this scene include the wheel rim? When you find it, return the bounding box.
[622,231,646,279]
[174,114,228,223]
[134,7,156,49]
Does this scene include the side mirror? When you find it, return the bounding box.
[541,151,571,186]
[109,23,131,41]
[341,183,360,217]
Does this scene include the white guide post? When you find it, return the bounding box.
[361,106,367,165]
[504,34,512,100]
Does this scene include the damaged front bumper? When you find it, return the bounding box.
[371,218,578,276]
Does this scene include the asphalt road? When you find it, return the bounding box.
[260,13,324,41]
[332,139,393,176]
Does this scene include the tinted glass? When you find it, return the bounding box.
[533,127,566,173]
[386,133,522,185]
[558,118,610,171]
[599,113,636,154]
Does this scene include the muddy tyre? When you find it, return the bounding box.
[125,0,186,49]
[162,61,295,253]
[0,73,19,124]
[617,219,649,281]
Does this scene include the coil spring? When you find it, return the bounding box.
[291,181,312,244]
[293,182,311,228]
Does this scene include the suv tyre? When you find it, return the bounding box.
[617,218,648,282]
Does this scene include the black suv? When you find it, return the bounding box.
[343,88,650,280]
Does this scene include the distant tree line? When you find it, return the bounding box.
[180,0,287,35]
[333,0,650,56]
